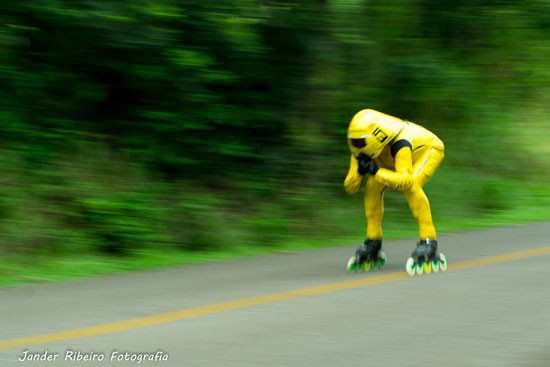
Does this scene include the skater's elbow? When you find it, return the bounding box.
[344,176,361,194]
[344,182,360,194]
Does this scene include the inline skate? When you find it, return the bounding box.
[346,239,387,272]
[405,239,447,276]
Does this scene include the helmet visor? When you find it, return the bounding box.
[350,138,367,149]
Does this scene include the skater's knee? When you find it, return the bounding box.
[403,183,424,201]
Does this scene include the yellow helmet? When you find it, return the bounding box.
[347,109,405,158]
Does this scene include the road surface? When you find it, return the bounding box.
[1,222,549,367]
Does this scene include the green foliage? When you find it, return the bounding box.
[0,0,549,266]
[168,190,228,251]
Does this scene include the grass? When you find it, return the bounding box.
[1,190,549,288]
[1,161,550,289]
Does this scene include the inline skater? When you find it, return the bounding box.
[344,109,447,276]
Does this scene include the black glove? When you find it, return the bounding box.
[357,153,379,176]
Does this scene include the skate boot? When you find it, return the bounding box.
[405,239,447,276]
[346,239,387,272]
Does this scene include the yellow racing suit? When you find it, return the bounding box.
[344,109,445,240]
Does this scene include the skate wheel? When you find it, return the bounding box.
[362,260,372,272]
[415,262,424,275]
[377,251,387,269]
[405,257,415,276]
[439,253,448,272]
[432,259,440,273]
[423,261,432,274]
[346,256,358,272]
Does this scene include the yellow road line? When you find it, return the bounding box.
[1,246,550,351]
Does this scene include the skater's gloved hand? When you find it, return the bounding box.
[357,153,379,176]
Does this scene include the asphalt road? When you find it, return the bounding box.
[1,222,549,367]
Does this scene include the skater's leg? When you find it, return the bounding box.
[404,148,444,240]
[403,184,436,239]
[347,176,387,271]
[364,176,385,239]
[404,148,446,275]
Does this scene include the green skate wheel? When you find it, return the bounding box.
[346,256,358,272]
[439,253,448,272]
[432,259,440,273]
[375,251,387,269]
[405,257,415,276]
[415,261,424,275]
[362,260,372,272]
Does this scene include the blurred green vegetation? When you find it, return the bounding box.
[1,0,550,283]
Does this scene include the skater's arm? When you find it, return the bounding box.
[374,144,414,191]
[344,154,363,194]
